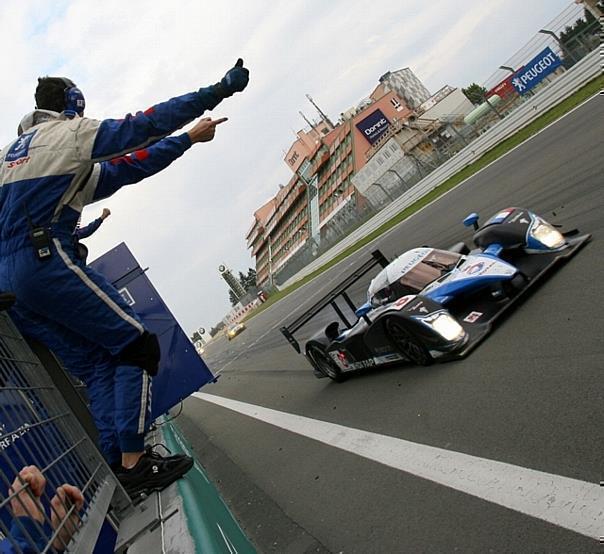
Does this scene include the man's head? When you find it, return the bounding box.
[35,76,85,117]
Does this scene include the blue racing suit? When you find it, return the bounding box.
[75,217,103,240]
[0,519,46,554]
[0,87,222,463]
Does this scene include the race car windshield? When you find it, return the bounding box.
[369,250,461,307]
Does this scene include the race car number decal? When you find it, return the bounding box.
[463,311,483,323]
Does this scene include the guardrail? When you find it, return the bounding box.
[279,49,599,289]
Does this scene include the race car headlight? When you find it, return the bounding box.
[419,312,465,341]
[530,219,565,249]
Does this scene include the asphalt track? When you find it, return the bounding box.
[177,95,604,553]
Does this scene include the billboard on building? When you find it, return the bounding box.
[355,109,390,145]
[284,141,305,173]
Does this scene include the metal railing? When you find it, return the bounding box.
[0,310,165,552]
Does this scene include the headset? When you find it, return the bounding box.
[59,77,86,117]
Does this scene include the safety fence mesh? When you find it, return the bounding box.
[0,310,130,553]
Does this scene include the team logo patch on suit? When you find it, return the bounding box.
[5,131,37,162]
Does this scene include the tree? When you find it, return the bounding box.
[462,83,488,106]
[209,321,226,337]
[559,9,597,45]
[239,268,257,291]
[226,268,257,306]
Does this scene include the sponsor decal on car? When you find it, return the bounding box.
[348,358,376,371]
[329,350,350,370]
[409,302,430,314]
[373,353,404,364]
[463,311,483,323]
[488,209,514,225]
[461,260,497,276]
[392,295,415,310]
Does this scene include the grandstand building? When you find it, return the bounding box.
[247,83,415,288]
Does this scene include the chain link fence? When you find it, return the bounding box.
[270,3,600,289]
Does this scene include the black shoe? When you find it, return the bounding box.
[144,443,189,463]
[116,451,194,497]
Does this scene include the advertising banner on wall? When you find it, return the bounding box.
[355,109,390,144]
[90,243,215,419]
[511,47,562,95]
[487,72,520,99]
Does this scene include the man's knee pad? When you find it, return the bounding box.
[119,331,161,376]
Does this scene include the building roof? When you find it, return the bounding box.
[246,198,275,240]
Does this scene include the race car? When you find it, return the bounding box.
[225,322,246,341]
[280,207,590,381]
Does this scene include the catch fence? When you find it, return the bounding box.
[0,305,164,553]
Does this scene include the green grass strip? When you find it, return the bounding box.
[163,421,257,554]
[245,74,603,322]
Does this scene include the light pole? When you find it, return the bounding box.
[370,182,394,202]
[499,65,516,75]
[259,228,273,288]
[539,28,577,64]
[267,233,273,287]
[386,168,409,191]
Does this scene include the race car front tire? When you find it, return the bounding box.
[383,318,433,366]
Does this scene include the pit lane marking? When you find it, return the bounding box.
[192,392,603,540]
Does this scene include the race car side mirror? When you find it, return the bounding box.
[463,213,480,230]
[355,302,372,318]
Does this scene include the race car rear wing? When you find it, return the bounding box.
[280,249,390,353]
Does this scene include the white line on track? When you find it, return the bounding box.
[193,392,604,540]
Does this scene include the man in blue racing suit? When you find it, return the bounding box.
[73,207,110,262]
[0,59,249,496]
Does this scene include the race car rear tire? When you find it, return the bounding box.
[307,345,345,382]
[384,318,433,366]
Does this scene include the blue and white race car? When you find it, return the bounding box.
[280,207,591,381]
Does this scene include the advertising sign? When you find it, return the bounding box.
[511,47,562,95]
[355,109,390,145]
[90,243,215,419]
[284,141,305,173]
[487,73,519,99]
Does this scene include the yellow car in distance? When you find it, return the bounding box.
[226,322,246,341]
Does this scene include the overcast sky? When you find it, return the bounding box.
[0,0,576,334]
